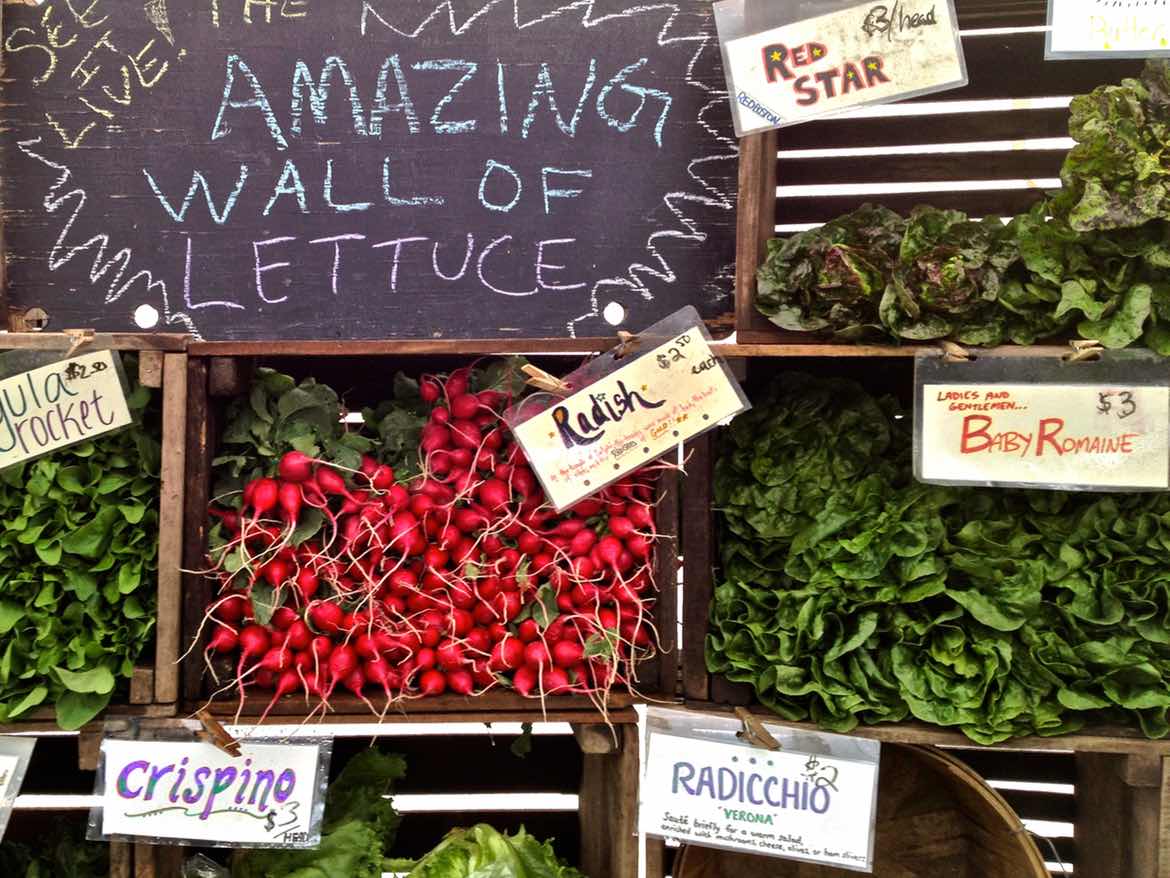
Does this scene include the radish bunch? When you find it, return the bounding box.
[198,365,659,722]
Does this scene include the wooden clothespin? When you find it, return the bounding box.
[63,329,95,359]
[521,364,572,396]
[734,707,781,751]
[611,330,640,359]
[1063,339,1103,363]
[938,340,972,363]
[196,709,242,758]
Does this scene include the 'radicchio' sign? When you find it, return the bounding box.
[95,737,328,848]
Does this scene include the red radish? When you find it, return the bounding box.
[278,451,314,483]
[627,502,654,531]
[447,668,474,694]
[596,536,624,568]
[247,478,279,517]
[420,377,441,403]
[355,633,380,661]
[490,638,525,671]
[450,394,479,420]
[416,647,437,670]
[208,506,241,532]
[553,640,584,668]
[466,627,491,655]
[419,668,447,695]
[437,639,465,669]
[512,664,538,696]
[278,482,302,523]
[341,667,368,700]
[431,407,451,425]
[451,608,475,636]
[524,641,551,669]
[285,620,312,651]
[518,618,540,643]
[364,657,401,699]
[206,626,239,654]
[370,465,395,490]
[421,424,451,453]
[478,389,507,410]
[570,529,597,557]
[449,420,482,450]
[327,644,359,684]
[257,669,300,725]
[543,667,571,693]
[261,558,291,590]
[478,479,510,511]
[271,606,298,630]
[310,636,333,660]
[296,569,320,603]
[445,368,470,399]
[308,601,344,634]
[215,593,247,624]
[608,516,635,539]
[626,534,652,559]
[260,646,292,672]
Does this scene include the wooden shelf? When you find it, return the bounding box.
[685,701,1170,755]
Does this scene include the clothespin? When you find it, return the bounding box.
[938,340,972,363]
[196,709,242,758]
[611,330,641,359]
[522,364,572,396]
[63,329,95,359]
[1063,339,1103,363]
[734,707,781,751]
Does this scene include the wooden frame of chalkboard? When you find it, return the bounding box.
[0,0,738,344]
[730,5,1147,350]
[0,333,188,731]
[178,351,681,723]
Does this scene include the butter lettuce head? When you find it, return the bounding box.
[387,825,586,878]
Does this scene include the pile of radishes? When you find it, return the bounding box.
[198,366,659,721]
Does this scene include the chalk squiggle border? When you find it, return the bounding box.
[360,0,739,337]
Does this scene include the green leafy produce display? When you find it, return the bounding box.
[757,60,1170,351]
[386,824,587,878]
[231,749,405,878]
[709,374,1170,743]
[0,356,160,729]
[0,823,109,877]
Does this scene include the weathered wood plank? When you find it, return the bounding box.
[154,354,188,705]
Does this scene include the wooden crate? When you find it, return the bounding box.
[0,333,188,730]
[729,1,1147,348]
[179,351,681,723]
[122,720,641,878]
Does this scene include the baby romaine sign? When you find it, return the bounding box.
[914,354,1170,492]
[97,737,327,848]
[639,709,880,871]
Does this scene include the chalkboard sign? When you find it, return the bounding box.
[0,0,736,340]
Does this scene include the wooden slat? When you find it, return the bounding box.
[734,131,778,336]
[999,788,1076,822]
[777,187,1049,225]
[180,358,211,706]
[133,843,153,878]
[952,748,1077,784]
[954,0,1047,27]
[579,723,639,878]
[109,842,132,878]
[681,434,714,701]
[128,667,155,705]
[209,690,639,719]
[1160,757,1170,878]
[189,337,644,356]
[649,451,680,697]
[688,704,1170,755]
[137,351,164,389]
[154,353,187,706]
[778,106,1073,151]
[0,332,186,351]
[778,149,1066,187]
